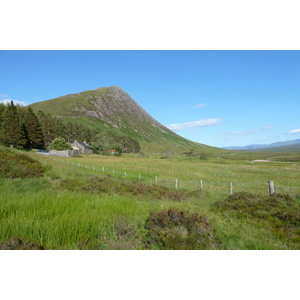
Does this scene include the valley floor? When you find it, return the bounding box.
[1,151,299,250]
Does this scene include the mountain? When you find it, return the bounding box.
[29,86,216,153]
[247,143,300,153]
[222,139,300,151]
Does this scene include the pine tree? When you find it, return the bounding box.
[24,107,44,149]
[0,103,6,128]
[54,118,66,140]
[65,122,75,143]
[0,101,26,147]
[41,114,56,148]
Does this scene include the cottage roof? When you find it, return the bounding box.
[78,142,93,150]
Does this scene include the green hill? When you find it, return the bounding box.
[29,86,219,154]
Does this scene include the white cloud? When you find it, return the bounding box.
[262,125,273,130]
[254,137,267,140]
[167,118,221,131]
[0,99,27,106]
[220,131,254,136]
[190,103,207,109]
[287,129,300,134]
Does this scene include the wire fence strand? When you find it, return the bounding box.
[46,155,300,196]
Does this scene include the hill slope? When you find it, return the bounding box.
[29,86,217,153]
[222,139,300,151]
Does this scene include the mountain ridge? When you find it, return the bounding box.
[222,139,300,151]
[29,86,217,153]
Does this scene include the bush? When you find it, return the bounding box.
[0,149,45,178]
[78,176,191,201]
[49,137,72,151]
[214,192,297,220]
[144,209,221,250]
[214,192,300,243]
[0,236,45,250]
[106,216,141,250]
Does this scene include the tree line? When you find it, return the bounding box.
[0,101,140,153]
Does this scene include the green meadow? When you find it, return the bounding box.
[1,150,299,250]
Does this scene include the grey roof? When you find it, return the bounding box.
[78,142,93,150]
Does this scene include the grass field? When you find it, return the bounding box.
[1,150,299,250]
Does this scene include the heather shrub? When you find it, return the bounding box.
[214,192,298,220]
[60,178,82,191]
[144,209,221,250]
[0,149,45,178]
[0,236,45,250]
[80,176,116,193]
[106,216,141,250]
[214,192,300,244]
[78,176,191,201]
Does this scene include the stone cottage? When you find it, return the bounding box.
[72,140,93,154]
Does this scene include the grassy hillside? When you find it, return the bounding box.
[29,86,219,154]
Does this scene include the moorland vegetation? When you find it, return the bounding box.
[0,148,299,250]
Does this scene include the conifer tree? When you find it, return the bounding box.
[0,103,6,128]
[65,122,75,143]
[41,114,56,148]
[54,118,66,140]
[24,107,44,149]
[0,101,26,147]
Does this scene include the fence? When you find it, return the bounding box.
[46,156,300,197]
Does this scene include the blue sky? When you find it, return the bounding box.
[1,50,299,148]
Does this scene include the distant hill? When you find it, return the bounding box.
[222,139,300,151]
[29,86,217,154]
[247,143,300,153]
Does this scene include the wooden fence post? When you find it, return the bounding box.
[102,166,104,172]
[200,180,203,190]
[138,174,141,181]
[175,179,178,190]
[268,181,275,195]
[155,176,158,185]
[230,182,233,195]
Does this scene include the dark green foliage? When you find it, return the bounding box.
[184,150,209,160]
[41,114,56,148]
[0,101,26,147]
[214,192,300,243]
[63,122,91,144]
[78,176,190,201]
[214,192,297,219]
[24,107,44,149]
[144,209,220,250]
[0,236,45,250]
[199,152,209,160]
[0,103,6,129]
[49,137,72,151]
[0,149,45,178]
[91,130,140,154]
[54,118,66,139]
[59,178,80,190]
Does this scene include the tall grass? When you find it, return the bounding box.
[1,151,299,249]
